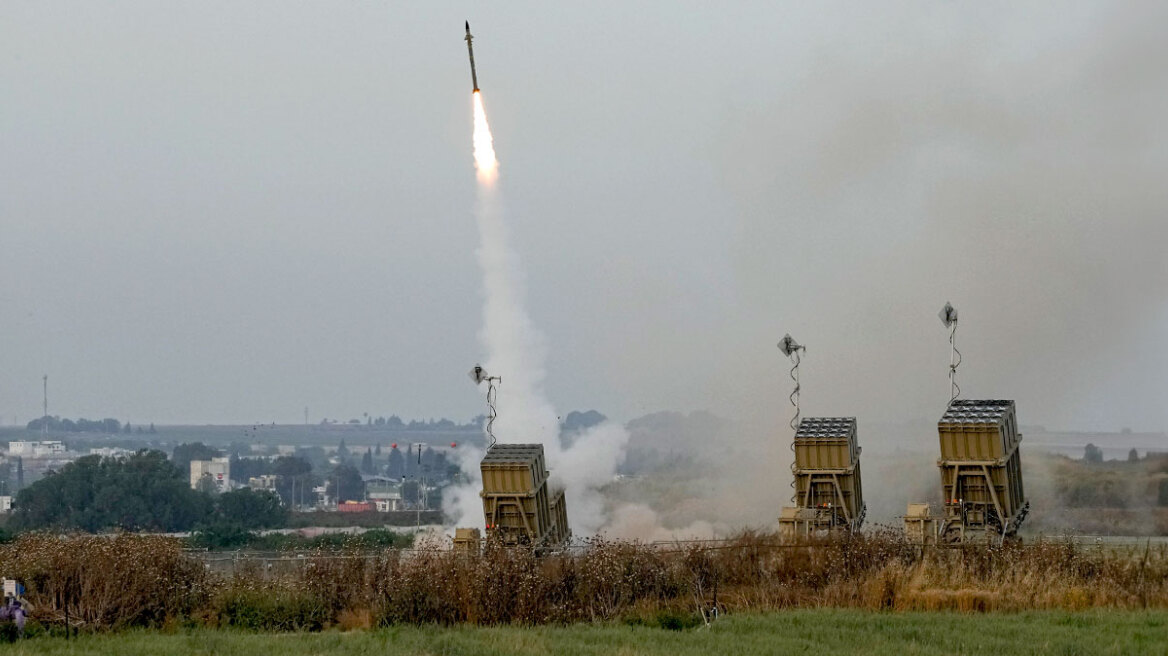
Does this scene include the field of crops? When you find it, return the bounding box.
[6,610,1167,655]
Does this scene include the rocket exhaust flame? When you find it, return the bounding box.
[472,91,497,185]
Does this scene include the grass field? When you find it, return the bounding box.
[7,610,1168,656]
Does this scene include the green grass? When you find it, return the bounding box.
[7,610,1168,656]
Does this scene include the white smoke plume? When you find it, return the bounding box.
[443,92,630,536]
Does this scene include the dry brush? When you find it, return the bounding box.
[1,531,1165,632]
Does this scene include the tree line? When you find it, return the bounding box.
[24,416,156,434]
[7,450,285,534]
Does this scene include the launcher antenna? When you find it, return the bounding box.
[468,365,502,447]
[938,303,961,403]
[778,334,806,503]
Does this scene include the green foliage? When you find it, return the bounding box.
[215,489,287,529]
[188,522,253,550]
[624,609,704,631]
[400,480,420,504]
[187,528,413,552]
[190,489,288,549]
[387,447,404,479]
[9,451,211,532]
[271,456,316,507]
[228,455,272,484]
[325,464,364,503]
[216,587,330,631]
[5,612,1168,655]
[284,510,441,529]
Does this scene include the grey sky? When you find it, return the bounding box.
[2,2,1164,432]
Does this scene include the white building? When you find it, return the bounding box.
[248,474,279,491]
[0,496,11,513]
[190,457,231,493]
[89,447,134,458]
[8,441,66,457]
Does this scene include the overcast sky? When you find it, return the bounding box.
[2,2,1165,432]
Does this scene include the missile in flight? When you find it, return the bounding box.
[465,21,479,92]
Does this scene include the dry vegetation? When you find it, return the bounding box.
[1,531,1166,633]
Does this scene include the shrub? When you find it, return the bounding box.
[0,534,210,631]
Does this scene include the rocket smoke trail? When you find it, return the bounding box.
[444,81,629,536]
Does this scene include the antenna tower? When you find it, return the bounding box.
[939,302,961,403]
[778,334,805,503]
[468,365,502,447]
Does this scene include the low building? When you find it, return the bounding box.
[190,457,231,492]
[248,474,280,491]
[0,496,11,513]
[370,491,403,512]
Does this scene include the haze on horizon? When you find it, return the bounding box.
[2,3,1165,436]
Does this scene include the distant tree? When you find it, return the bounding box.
[433,451,450,480]
[272,456,314,507]
[123,423,132,434]
[374,443,382,457]
[148,423,157,434]
[336,439,349,459]
[421,447,437,472]
[194,474,218,495]
[401,479,420,505]
[229,454,272,483]
[9,450,211,532]
[172,442,223,477]
[325,464,364,503]
[273,455,312,478]
[214,488,287,529]
[1084,443,1103,463]
[1160,479,1168,507]
[387,447,405,479]
[361,448,374,475]
[1128,448,1140,462]
[386,415,404,430]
